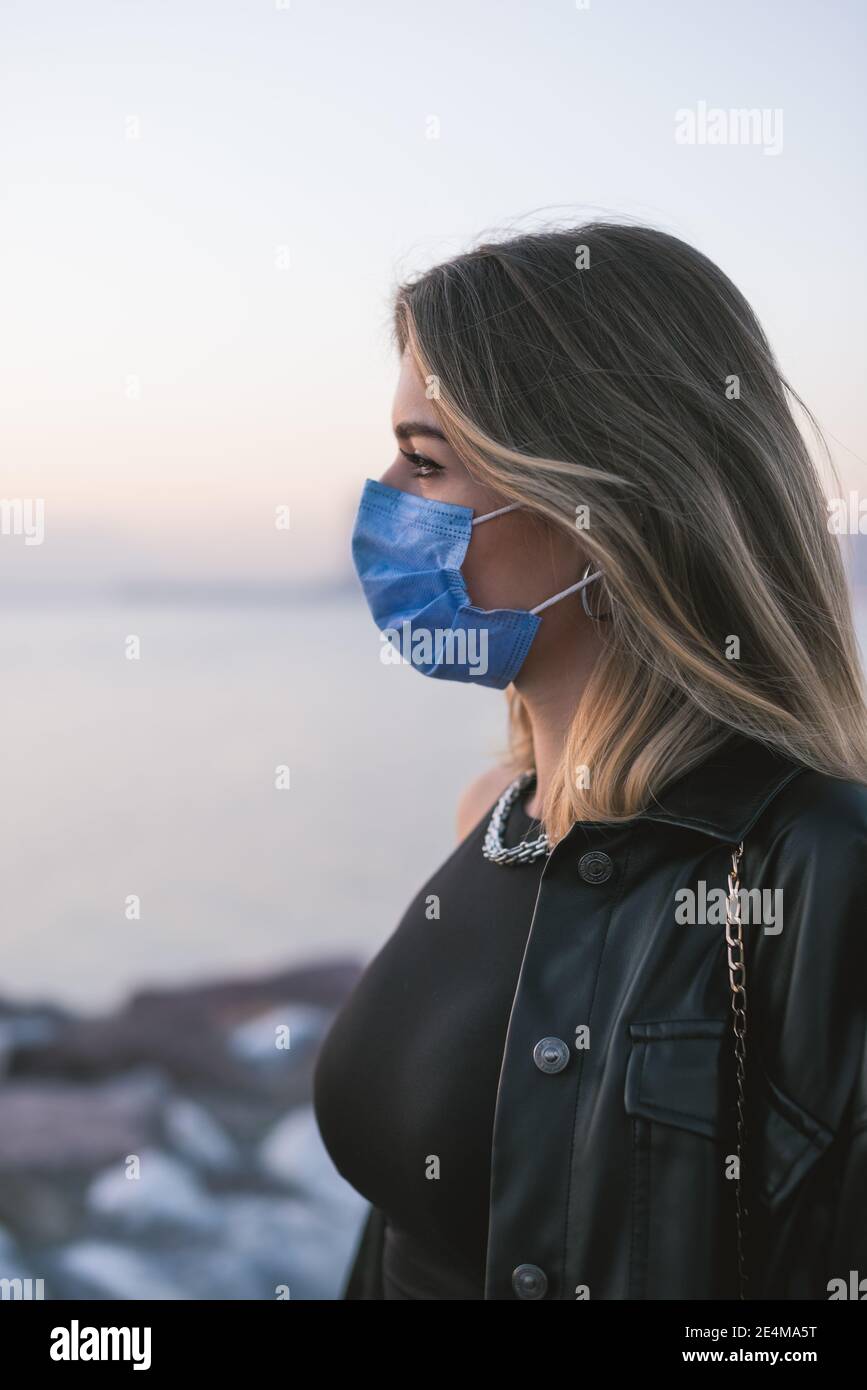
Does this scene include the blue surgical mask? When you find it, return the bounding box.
[350,477,602,690]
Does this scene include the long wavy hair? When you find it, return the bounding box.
[392,221,867,843]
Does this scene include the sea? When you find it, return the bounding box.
[2,587,865,1012]
[0,591,508,1011]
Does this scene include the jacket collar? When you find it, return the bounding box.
[635,732,806,843]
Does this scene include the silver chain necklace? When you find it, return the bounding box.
[482,770,551,866]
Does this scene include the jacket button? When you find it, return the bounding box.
[533,1037,570,1073]
[578,850,613,883]
[512,1263,548,1299]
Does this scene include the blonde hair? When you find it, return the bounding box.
[393,221,867,843]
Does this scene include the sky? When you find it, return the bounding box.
[0,0,864,591]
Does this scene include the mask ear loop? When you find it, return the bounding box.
[471,502,607,620]
[530,567,603,616]
[580,562,611,622]
[471,502,523,525]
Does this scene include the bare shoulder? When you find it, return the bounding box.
[455,764,518,842]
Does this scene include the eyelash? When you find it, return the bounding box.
[400,448,444,478]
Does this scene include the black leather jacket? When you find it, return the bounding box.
[340,733,867,1300]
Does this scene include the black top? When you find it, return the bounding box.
[312,782,547,1299]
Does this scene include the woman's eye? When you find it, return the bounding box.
[400,448,443,478]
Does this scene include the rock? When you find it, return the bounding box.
[0,958,368,1299]
[8,1011,250,1092]
[8,958,363,1096]
[154,1244,276,1300]
[0,1173,82,1246]
[0,1012,64,1079]
[48,1240,190,1300]
[0,1224,44,1298]
[216,1194,365,1300]
[227,1003,332,1066]
[162,1099,237,1175]
[0,1070,167,1172]
[259,1104,366,1213]
[86,1149,220,1238]
[127,958,364,1019]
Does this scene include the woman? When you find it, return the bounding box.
[312,222,867,1300]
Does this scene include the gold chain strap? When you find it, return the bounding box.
[725,840,748,1299]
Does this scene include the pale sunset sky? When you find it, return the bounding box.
[1,0,864,591]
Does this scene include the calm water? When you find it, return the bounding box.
[3,591,866,1011]
[0,594,508,1011]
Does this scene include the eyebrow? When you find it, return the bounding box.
[393,419,448,443]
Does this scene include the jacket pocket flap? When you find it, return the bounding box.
[753,1068,835,1208]
[625,1019,837,1207]
[625,1019,728,1139]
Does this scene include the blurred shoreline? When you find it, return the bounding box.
[0,574,360,607]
